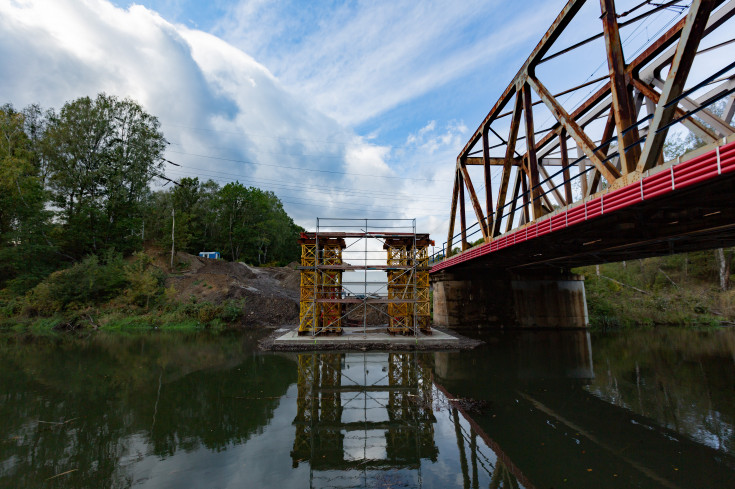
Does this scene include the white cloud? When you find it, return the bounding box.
[0,0,435,228]
[215,0,558,125]
[0,0,533,246]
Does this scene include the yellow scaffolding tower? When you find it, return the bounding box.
[298,235,345,335]
[386,242,413,334]
[297,220,433,337]
[414,245,431,333]
[299,241,318,334]
[319,243,344,334]
[385,238,432,335]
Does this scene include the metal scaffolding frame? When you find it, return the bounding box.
[298,218,433,336]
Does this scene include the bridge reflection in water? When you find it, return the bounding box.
[291,352,535,489]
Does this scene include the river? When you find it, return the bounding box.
[1,327,734,488]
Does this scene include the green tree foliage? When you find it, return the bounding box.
[147,179,303,265]
[0,93,303,304]
[43,93,166,258]
[24,253,128,315]
[0,105,56,292]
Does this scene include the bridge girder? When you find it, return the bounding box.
[445,0,735,258]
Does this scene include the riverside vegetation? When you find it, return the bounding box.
[0,94,303,333]
[578,119,735,330]
[577,251,735,331]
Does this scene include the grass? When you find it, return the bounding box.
[0,298,247,335]
[576,253,733,331]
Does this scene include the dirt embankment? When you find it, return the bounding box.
[162,251,300,327]
[159,251,394,328]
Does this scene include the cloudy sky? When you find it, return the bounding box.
[1,0,707,247]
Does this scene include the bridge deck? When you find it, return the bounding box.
[432,139,735,273]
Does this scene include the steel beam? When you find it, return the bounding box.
[600,0,641,174]
[522,82,544,219]
[538,163,566,207]
[638,0,715,172]
[458,0,585,161]
[521,167,531,225]
[638,0,733,82]
[528,75,622,183]
[459,168,468,250]
[586,109,616,196]
[506,168,523,233]
[493,91,523,237]
[651,77,735,136]
[446,170,459,257]
[482,128,494,238]
[465,157,522,166]
[725,94,735,124]
[459,162,489,241]
[560,130,573,205]
[631,78,718,142]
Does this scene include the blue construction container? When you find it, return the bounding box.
[198,251,220,260]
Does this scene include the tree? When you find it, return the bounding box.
[43,93,166,258]
[663,101,732,290]
[0,105,56,292]
[217,182,251,262]
[212,182,301,264]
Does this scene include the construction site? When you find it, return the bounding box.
[272,219,464,348]
[297,218,432,336]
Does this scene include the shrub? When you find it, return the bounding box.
[219,300,244,322]
[25,253,127,315]
[122,252,166,309]
[197,303,220,323]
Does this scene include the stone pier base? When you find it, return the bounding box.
[431,268,588,328]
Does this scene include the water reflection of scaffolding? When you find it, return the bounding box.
[291,352,438,488]
[291,352,535,488]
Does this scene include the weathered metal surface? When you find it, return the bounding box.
[459,163,488,241]
[600,0,641,174]
[446,171,458,256]
[528,75,621,183]
[440,0,735,269]
[493,91,524,237]
[559,131,573,204]
[632,78,718,142]
[459,169,468,250]
[482,128,494,238]
[638,0,715,172]
[522,83,544,219]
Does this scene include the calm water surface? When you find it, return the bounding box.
[1,328,734,488]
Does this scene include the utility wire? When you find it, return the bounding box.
[163,169,449,216]
[164,162,447,204]
[167,149,452,182]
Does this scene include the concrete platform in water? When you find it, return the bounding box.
[268,326,473,351]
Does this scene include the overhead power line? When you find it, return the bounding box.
[164,168,448,213]
[164,162,449,204]
[166,150,453,183]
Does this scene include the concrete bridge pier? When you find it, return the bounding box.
[431,269,588,328]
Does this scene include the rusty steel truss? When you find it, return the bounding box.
[298,218,433,336]
[443,0,735,257]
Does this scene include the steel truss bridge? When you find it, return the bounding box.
[432,0,735,274]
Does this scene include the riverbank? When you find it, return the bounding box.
[576,253,735,330]
[0,249,301,334]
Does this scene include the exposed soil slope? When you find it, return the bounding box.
[164,252,300,327]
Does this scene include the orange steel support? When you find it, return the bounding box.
[437,0,734,262]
